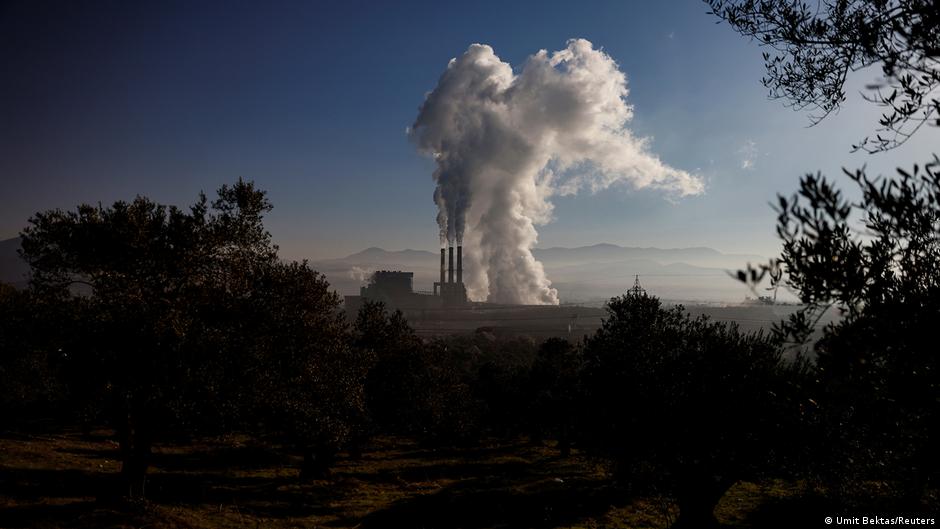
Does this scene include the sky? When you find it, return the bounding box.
[1,0,937,261]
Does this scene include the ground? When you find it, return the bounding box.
[0,429,821,529]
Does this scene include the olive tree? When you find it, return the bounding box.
[708,0,940,152]
[741,157,940,503]
[19,180,367,491]
[580,294,807,529]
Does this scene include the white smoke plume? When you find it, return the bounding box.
[410,39,704,305]
[348,266,372,283]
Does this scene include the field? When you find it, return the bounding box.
[0,428,825,529]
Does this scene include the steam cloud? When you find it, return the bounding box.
[410,39,704,305]
[348,266,372,283]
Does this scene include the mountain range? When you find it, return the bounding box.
[327,244,765,269]
[0,237,774,303]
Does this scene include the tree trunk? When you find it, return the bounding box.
[117,414,151,498]
[299,448,333,480]
[671,477,729,529]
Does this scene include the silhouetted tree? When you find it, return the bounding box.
[707,0,940,152]
[581,294,807,529]
[528,337,581,455]
[0,282,70,420]
[411,337,483,446]
[471,335,538,438]
[743,157,940,504]
[241,260,370,479]
[352,304,534,446]
[19,180,282,494]
[354,301,425,435]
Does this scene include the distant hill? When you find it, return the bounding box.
[546,258,726,279]
[328,247,439,267]
[531,243,765,269]
[0,237,29,287]
[318,243,766,270]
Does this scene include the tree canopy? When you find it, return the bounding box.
[708,0,940,152]
[763,157,940,501]
[17,180,367,490]
[580,293,806,529]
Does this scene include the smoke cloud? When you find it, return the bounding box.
[348,266,372,283]
[410,39,704,305]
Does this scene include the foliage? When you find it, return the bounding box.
[414,338,484,446]
[0,283,70,418]
[244,260,370,478]
[580,294,807,528]
[355,301,423,435]
[360,326,542,446]
[528,337,581,455]
[406,331,537,446]
[469,334,539,438]
[708,0,940,152]
[742,157,940,502]
[17,180,366,489]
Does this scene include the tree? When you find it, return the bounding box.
[528,337,581,455]
[0,282,70,421]
[470,335,538,438]
[354,301,425,436]
[580,294,807,529]
[408,332,504,446]
[356,322,489,446]
[707,0,940,152]
[745,157,940,503]
[19,180,279,495]
[244,260,370,479]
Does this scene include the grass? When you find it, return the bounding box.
[1,429,818,529]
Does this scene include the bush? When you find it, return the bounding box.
[580,293,808,529]
[528,337,581,454]
[758,158,940,505]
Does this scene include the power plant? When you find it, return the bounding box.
[344,244,468,315]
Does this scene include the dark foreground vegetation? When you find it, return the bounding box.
[3,157,940,527]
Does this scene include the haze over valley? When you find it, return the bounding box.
[315,243,775,304]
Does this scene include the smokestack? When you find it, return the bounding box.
[457,245,462,284]
[440,248,446,291]
[448,246,454,284]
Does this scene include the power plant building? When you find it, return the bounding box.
[344,244,468,316]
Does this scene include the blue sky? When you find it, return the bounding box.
[1,0,936,260]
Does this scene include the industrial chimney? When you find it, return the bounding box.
[457,245,462,284]
[448,246,454,284]
[440,248,446,290]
